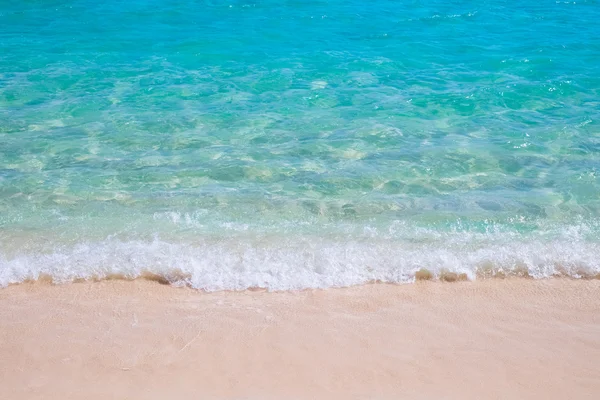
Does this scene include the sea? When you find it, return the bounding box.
[1,0,599,290]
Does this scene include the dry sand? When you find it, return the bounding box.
[1,279,599,399]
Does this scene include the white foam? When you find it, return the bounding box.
[1,235,599,290]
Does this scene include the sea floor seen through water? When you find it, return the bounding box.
[1,1,599,289]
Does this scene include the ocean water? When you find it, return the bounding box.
[1,0,599,289]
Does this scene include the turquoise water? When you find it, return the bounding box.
[1,1,599,289]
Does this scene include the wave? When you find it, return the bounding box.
[1,235,599,290]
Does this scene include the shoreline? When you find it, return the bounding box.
[2,279,599,399]
[7,267,600,291]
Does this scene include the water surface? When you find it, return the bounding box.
[1,1,599,288]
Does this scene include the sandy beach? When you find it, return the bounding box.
[1,279,599,399]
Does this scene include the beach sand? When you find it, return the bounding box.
[1,279,599,399]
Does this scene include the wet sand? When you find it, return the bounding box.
[1,279,599,399]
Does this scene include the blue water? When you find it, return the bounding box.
[1,1,599,289]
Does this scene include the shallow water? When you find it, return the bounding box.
[1,1,599,289]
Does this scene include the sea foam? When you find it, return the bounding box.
[2,234,599,290]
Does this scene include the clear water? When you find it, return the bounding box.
[1,1,599,289]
